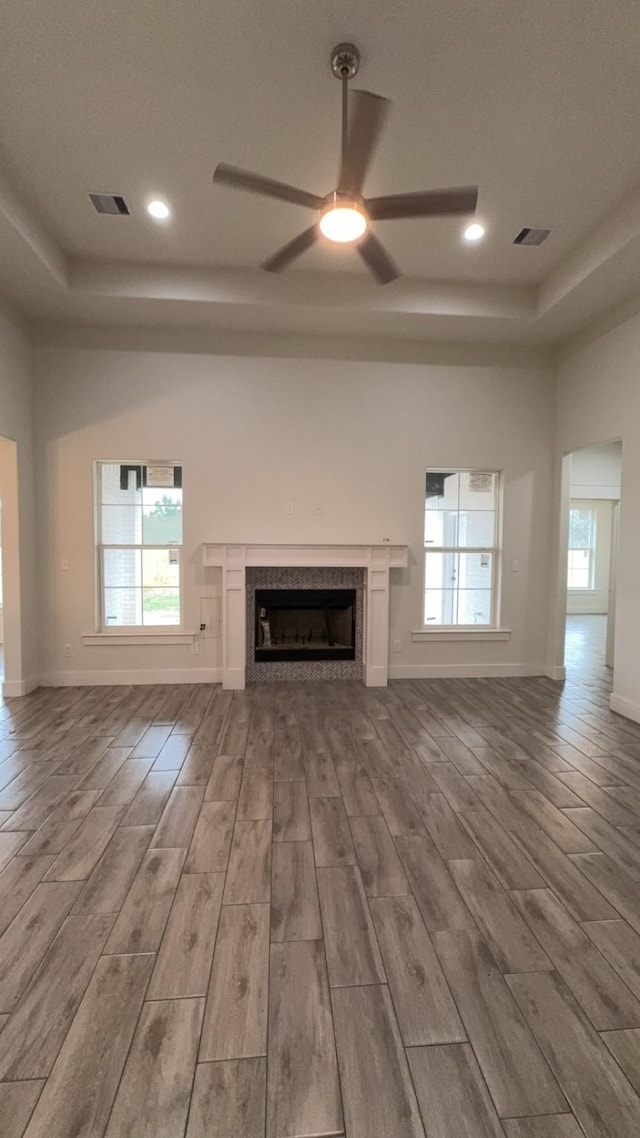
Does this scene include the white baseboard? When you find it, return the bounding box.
[545,665,567,681]
[1,676,41,697]
[388,662,546,680]
[42,667,222,687]
[609,692,640,725]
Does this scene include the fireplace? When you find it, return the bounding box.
[255,588,356,662]
[201,543,409,688]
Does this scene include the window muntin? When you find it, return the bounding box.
[424,470,499,626]
[567,506,596,591]
[97,462,182,629]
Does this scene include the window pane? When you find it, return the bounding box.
[424,589,458,624]
[457,510,495,547]
[459,471,497,512]
[142,490,183,545]
[458,551,493,591]
[425,551,458,589]
[142,548,180,589]
[425,510,458,546]
[101,504,142,544]
[103,548,141,589]
[100,463,142,505]
[143,588,180,626]
[457,589,492,624]
[104,588,142,626]
[568,549,592,589]
[569,508,595,549]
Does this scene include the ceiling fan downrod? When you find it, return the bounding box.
[330,43,360,170]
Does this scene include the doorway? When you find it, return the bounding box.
[0,436,21,695]
[563,441,621,675]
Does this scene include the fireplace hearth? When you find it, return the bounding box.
[255,588,356,662]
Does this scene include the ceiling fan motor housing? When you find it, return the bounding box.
[330,43,360,80]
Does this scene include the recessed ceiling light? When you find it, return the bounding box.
[147,199,171,220]
[464,222,485,242]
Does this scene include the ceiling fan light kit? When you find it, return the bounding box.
[213,42,479,284]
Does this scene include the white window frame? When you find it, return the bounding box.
[95,461,183,633]
[421,468,503,631]
[567,504,597,592]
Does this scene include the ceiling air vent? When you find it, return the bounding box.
[89,193,129,216]
[513,227,551,246]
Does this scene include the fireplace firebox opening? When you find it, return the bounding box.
[255,588,356,662]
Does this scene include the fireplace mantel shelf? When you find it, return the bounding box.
[202,543,409,690]
[202,543,409,569]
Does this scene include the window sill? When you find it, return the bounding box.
[82,632,195,647]
[411,627,512,643]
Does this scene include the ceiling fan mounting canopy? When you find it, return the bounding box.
[212,42,479,284]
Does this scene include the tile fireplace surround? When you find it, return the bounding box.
[202,544,409,690]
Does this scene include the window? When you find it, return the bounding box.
[96,462,182,629]
[567,505,596,590]
[424,470,500,626]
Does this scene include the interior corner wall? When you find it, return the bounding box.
[33,339,555,685]
[0,302,38,693]
[558,313,640,721]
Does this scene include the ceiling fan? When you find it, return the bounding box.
[213,43,478,284]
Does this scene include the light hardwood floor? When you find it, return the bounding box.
[2,642,640,1134]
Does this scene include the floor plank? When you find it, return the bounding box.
[395,835,475,932]
[147,872,224,999]
[332,983,425,1138]
[199,902,270,1061]
[0,912,114,1079]
[507,970,640,1137]
[317,864,385,987]
[310,796,357,866]
[0,881,81,1012]
[104,846,186,953]
[224,819,272,904]
[407,1042,506,1137]
[184,799,235,872]
[150,784,205,848]
[433,928,567,1117]
[72,824,153,914]
[448,858,552,973]
[104,997,204,1138]
[187,1059,266,1138]
[267,939,343,1138]
[270,840,322,942]
[350,813,410,896]
[21,953,154,1138]
[273,780,311,842]
[512,888,640,1029]
[370,894,466,1046]
[0,1081,45,1138]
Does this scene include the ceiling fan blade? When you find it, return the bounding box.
[338,90,391,197]
[262,225,319,273]
[367,186,479,221]
[358,231,400,285]
[213,164,325,211]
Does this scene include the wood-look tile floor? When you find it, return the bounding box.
[2,649,640,1133]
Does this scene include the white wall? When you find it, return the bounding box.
[34,338,555,683]
[570,441,622,500]
[558,312,640,720]
[0,303,38,693]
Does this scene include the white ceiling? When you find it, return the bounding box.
[2,0,640,344]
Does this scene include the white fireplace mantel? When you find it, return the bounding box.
[202,543,409,690]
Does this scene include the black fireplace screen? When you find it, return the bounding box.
[255,588,356,662]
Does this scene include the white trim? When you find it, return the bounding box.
[82,632,195,646]
[203,543,409,689]
[411,627,511,642]
[2,676,40,697]
[42,667,222,686]
[389,662,545,679]
[609,692,640,725]
[545,665,567,681]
